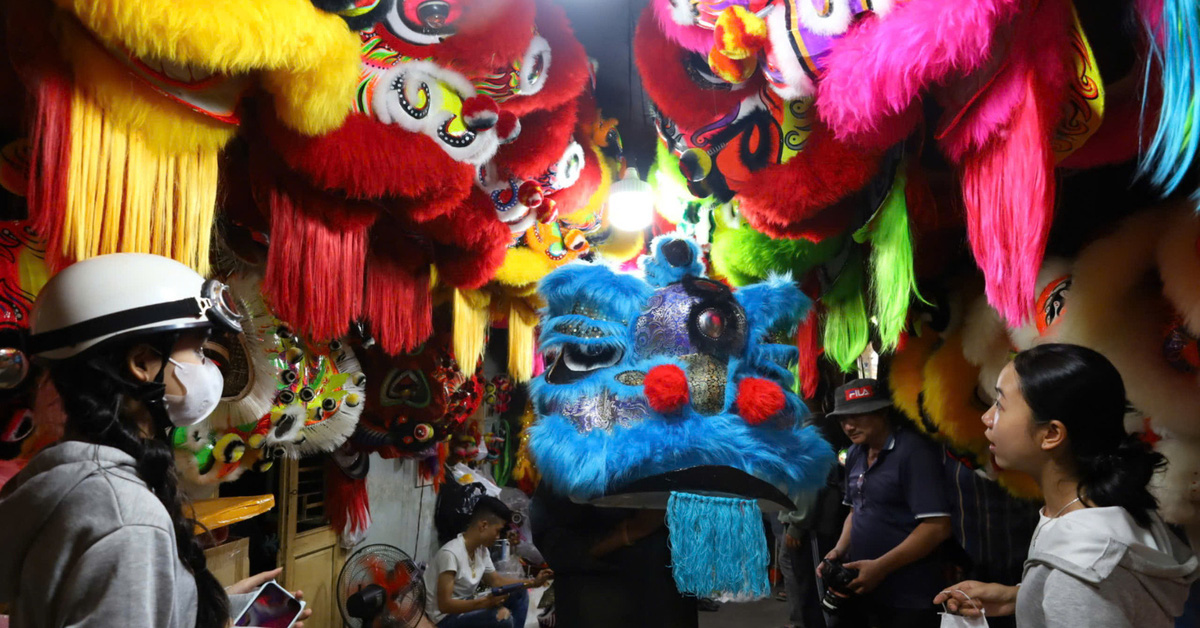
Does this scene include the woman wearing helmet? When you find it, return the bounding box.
[0,253,309,628]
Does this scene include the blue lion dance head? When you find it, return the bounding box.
[529,235,836,598]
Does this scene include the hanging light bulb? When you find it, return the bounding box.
[608,167,655,232]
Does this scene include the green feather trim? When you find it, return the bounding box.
[711,204,844,287]
[822,249,869,372]
[854,162,923,353]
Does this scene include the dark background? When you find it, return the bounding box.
[554,0,656,174]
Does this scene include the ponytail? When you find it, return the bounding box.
[1013,344,1165,527]
[1074,433,1166,527]
[49,341,230,628]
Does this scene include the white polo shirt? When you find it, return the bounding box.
[425,534,495,623]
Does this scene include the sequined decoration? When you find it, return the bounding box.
[552,320,605,338]
[682,353,727,415]
[616,370,646,386]
[570,302,626,325]
[554,391,650,433]
[634,284,697,357]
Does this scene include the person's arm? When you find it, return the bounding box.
[829,508,853,558]
[1040,571,1133,628]
[482,569,554,589]
[436,571,507,615]
[817,508,853,577]
[57,526,185,627]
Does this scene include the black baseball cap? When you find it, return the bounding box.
[826,378,892,418]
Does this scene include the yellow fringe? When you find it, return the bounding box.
[888,327,938,430]
[507,299,540,383]
[922,331,990,456]
[63,88,218,274]
[453,289,491,375]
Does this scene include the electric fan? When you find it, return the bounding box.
[337,544,427,628]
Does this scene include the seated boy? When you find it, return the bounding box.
[426,496,553,628]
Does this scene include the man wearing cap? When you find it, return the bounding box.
[817,379,952,628]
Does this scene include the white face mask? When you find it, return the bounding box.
[939,590,989,628]
[163,357,224,427]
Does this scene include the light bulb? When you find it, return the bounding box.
[609,167,655,232]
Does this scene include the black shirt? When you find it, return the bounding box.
[530,485,698,628]
[843,427,951,609]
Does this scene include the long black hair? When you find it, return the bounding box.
[48,332,229,628]
[1012,343,1165,527]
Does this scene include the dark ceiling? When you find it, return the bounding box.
[554,0,656,173]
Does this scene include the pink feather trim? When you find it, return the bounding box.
[816,0,1024,142]
[653,0,715,53]
[952,0,1073,324]
[961,76,1055,325]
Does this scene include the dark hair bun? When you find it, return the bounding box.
[1078,434,1166,526]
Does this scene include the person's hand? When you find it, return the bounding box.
[226,568,283,596]
[479,592,509,610]
[843,558,888,594]
[496,607,512,621]
[785,534,802,550]
[291,590,313,628]
[533,569,554,586]
[816,547,845,577]
[933,581,1019,618]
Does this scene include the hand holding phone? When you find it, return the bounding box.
[234,581,306,628]
[489,583,529,598]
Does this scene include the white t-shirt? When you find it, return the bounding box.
[425,534,496,623]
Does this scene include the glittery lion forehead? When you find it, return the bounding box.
[540,263,654,326]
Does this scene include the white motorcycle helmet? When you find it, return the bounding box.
[28,253,243,360]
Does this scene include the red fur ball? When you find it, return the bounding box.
[644,364,690,414]
[463,95,500,131]
[736,377,786,425]
[497,111,521,143]
[493,99,579,179]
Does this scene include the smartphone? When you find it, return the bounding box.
[233,581,306,628]
[489,582,534,598]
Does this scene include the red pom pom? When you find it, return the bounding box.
[462,95,500,132]
[496,111,521,143]
[536,198,559,224]
[644,364,689,414]
[518,181,544,209]
[737,378,786,425]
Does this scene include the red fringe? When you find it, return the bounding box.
[28,74,72,271]
[796,306,822,399]
[259,172,375,342]
[325,458,372,546]
[364,241,434,355]
[419,442,450,492]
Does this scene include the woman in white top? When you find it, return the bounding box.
[935,344,1198,627]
